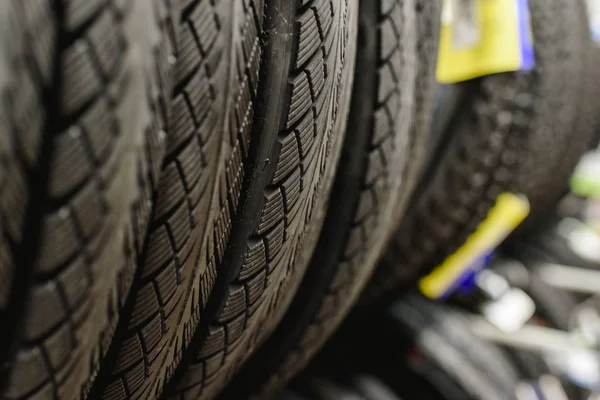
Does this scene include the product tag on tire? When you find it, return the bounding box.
[436,0,535,83]
[419,193,530,299]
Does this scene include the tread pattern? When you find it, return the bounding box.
[363,0,592,302]
[514,0,596,233]
[224,0,442,396]
[95,0,263,398]
[397,0,441,220]
[167,0,356,398]
[0,1,173,399]
[0,1,54,320]
[368,72,533,299]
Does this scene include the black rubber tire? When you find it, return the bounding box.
[89,0,266,398]
[298,378,369,400]
[495,260,576,331]
[390,295,521,400]
[363,0,600,303]
[271,391,312,400]
[222,0,440,397]
[0,1,173,399]
[315,294,519,400]
[291,374,404,400]
[351,375,406,400]
[153,1,359,399]
[493,260,583,399]
[513,214,600,270]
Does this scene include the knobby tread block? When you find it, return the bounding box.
[0,1,54,322]
[223,0,440,396]
[397,0,442,219]
[90,0,265,399]
[0,0,174,399]
[364,0,595,303]
[368,72,533,300]
[165,0,358,399]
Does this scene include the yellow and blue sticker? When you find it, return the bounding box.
[419,193,530,299]
[452,251,496,297]
[436,0,535,84]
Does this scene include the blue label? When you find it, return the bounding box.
[455,271,478,297]
[517,0,535,70]
[441,251,496,298]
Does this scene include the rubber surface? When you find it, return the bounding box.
[0,1,173,399]
[390,295,520,400]
[160,0,358,399]
[223,0,440,396]
[90,0,266,398]
[296,378,370,400]
[363,0,599,303]
[289,374,403,400]
[314,294,519,400]
[496,260,575,331]
[514,214,600,270]
[493,260,582,399]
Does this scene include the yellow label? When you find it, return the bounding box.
[436,0,528,83]
[419,193,530,299]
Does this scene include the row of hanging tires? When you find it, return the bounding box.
[281,279,581,400]
[280,229,597,400]
[0,0,598,399]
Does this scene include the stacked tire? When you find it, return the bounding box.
[0,0,597,399]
